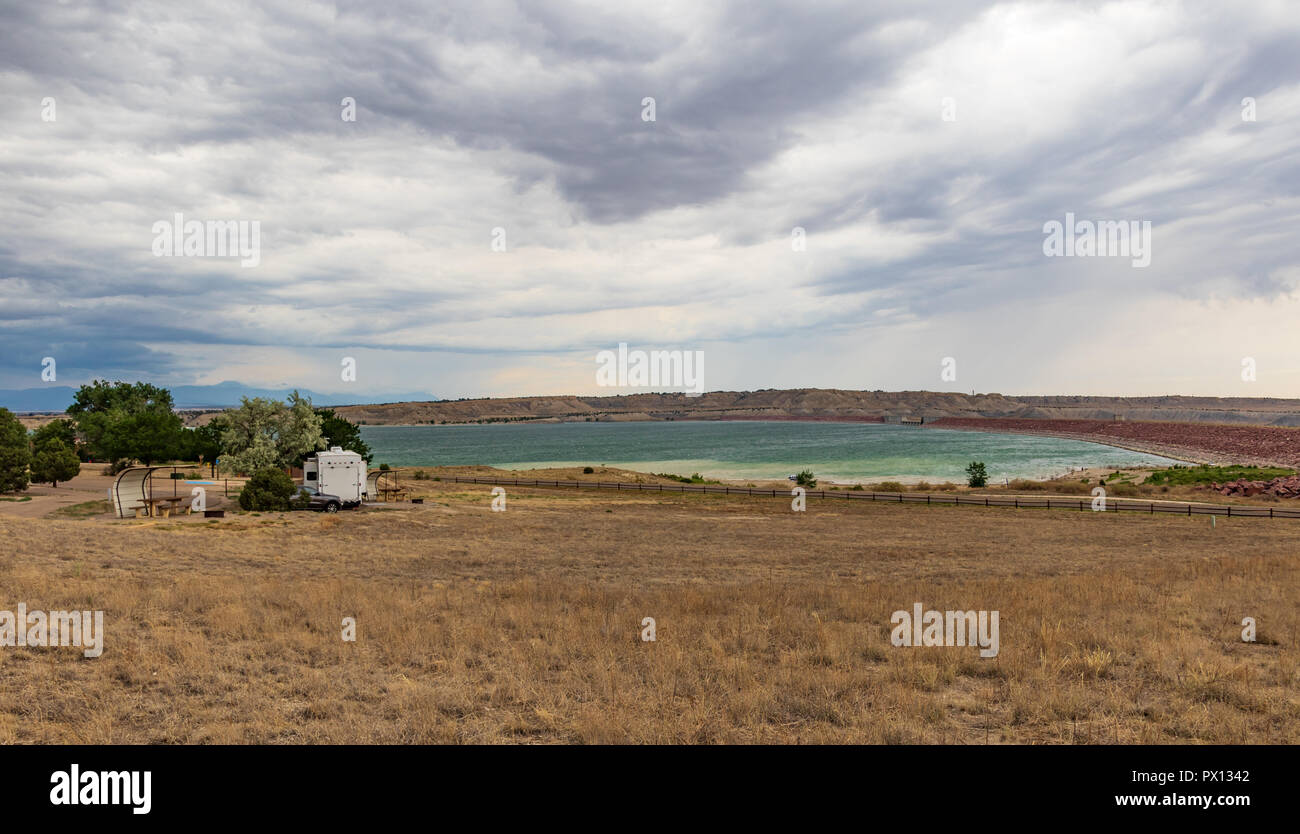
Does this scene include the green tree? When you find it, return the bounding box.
[177,417,226,474]
[237,467,309,511]
[795,469,817,488]
[31,418,78,454]
[966,461,988,488]
[0,409,31,493]
[66,380,183,466]
[30,439,81,488]
[220,391,324,475]
[315,408,372,463]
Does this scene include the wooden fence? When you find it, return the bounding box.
[428,475,1300,519]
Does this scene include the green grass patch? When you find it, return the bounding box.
[49,500,111,519]
[0,495,33,502]
[1145,465,1295,486]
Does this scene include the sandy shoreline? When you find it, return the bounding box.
[922,425,1219,467]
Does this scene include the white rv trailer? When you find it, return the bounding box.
[303,447,366,507]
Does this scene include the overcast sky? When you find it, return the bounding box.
[2,0,1299,399]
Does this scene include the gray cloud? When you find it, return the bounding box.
[1,0,1299,396]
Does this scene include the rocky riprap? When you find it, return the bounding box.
[1210,476,1300,498]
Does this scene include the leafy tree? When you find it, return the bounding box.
[0,409,31,493]
[66,380,183,466]
[31,418,78,455]
[178,417,226,474]
[796,469,817,488]
[315,408,372,463]
[966,461,988,488]
[220,391,324,475]
[237,467,309,511]
[30,439,81,488]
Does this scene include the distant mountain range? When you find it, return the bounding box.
[10,385,1300,427]
[332,389,1300,427]
[0,381,439,412]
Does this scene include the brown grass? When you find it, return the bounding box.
[0,475,1296,744]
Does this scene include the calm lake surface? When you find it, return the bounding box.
[358,421,1175,483]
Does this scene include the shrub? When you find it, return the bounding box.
[238,468,306,511]
[412,470,430,480]
[1044,480,1091,495]
[583,466,595,474]
[795,469,817,488]
[966,461,988,488]
[379,463,391,471]
[654,472,719,485]
[874,481,905,493]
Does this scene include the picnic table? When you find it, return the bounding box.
[138,496,190,518]
[376,486,410,502]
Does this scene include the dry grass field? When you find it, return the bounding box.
[0,470,1297,744]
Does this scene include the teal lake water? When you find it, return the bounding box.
[359,421,1175,483]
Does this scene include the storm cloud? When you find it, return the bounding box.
[1,0,1299,398]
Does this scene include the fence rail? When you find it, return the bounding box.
[427,475,1300,519]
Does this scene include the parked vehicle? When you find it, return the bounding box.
[295,485,342,513]
[303,447,366,507]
